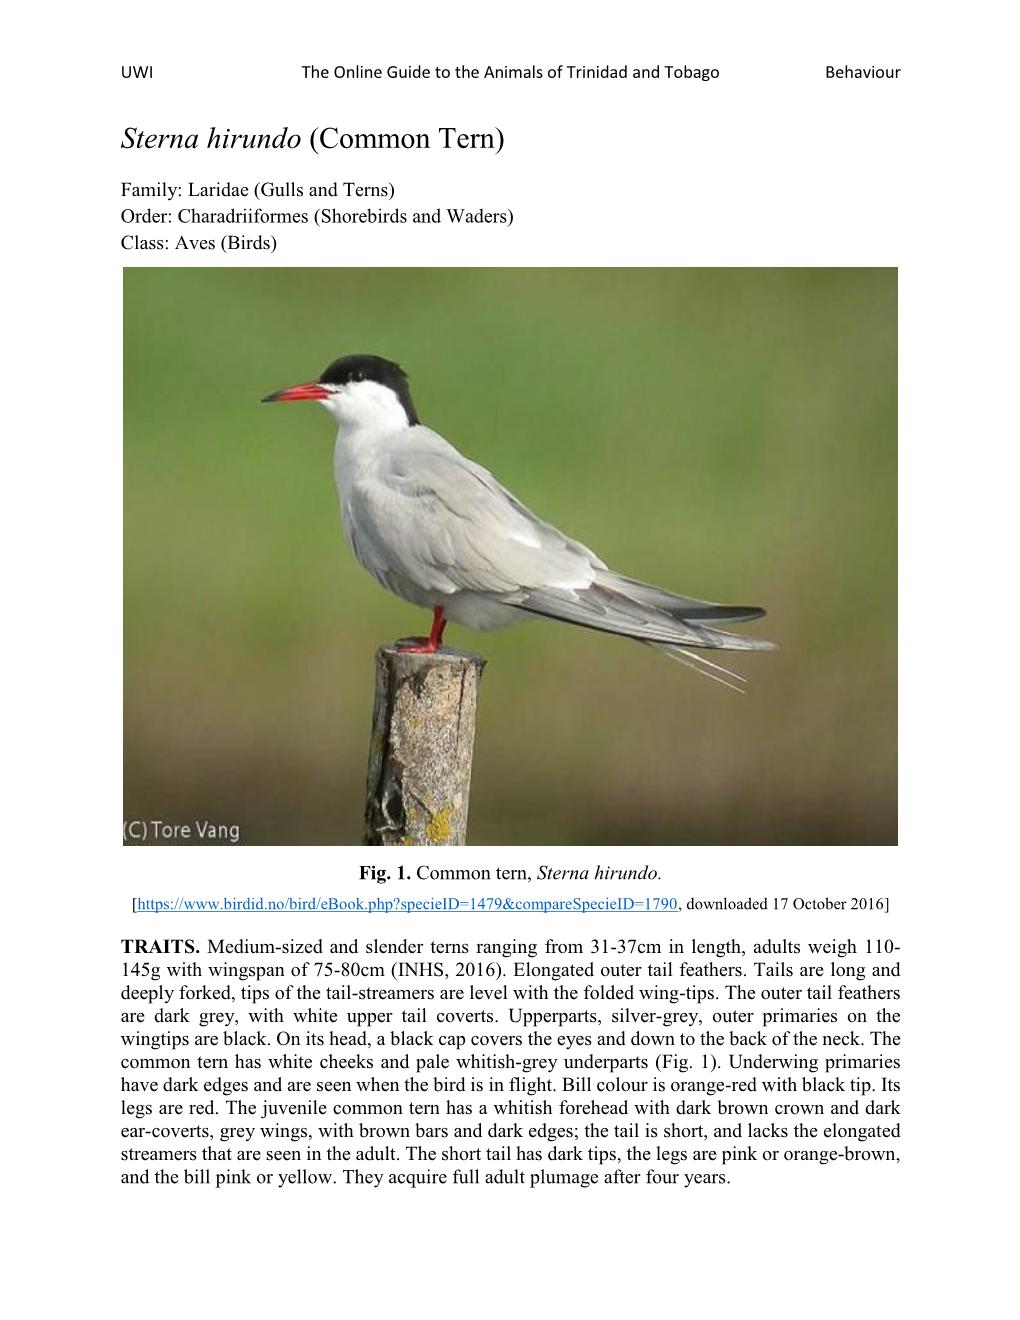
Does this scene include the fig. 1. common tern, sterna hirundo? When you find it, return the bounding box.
[262,354,775,690]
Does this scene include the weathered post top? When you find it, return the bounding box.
[364,645,486,846]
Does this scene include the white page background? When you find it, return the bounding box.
[7,2,1015,1316]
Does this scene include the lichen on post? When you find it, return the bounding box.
[364,645,486,845]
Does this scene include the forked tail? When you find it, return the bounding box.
[513,570,777,691]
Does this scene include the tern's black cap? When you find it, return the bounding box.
[319,354,419,424]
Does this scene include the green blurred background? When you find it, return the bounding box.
[124,268,896,845]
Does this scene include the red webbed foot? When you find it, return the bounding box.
[395,639,439,654]
[394,607,447,655]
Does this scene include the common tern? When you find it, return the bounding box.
[262,355,775,690]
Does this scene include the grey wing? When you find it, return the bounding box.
[350,428,605,596]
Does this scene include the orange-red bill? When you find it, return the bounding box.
[261,382,331,403]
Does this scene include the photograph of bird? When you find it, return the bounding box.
[263,354,775,691]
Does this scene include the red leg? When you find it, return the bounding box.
[396,607,447,654]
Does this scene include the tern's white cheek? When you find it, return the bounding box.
[335,381,412,432]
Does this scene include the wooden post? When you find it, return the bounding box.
[364,645,486,846]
